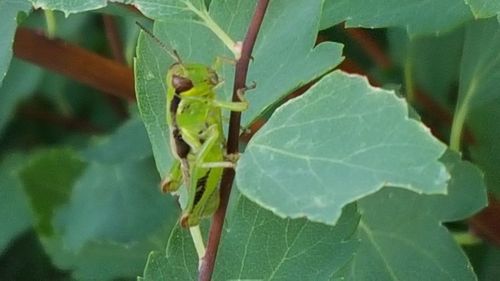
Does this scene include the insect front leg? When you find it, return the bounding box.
[211,55,239,71]
[211,82,256,112]
[161,160,183,193]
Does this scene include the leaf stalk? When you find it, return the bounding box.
[450,78,477,152]
[198,1,270,280]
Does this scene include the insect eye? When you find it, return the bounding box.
[172,75,194,93]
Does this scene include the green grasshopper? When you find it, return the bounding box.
[136,22,248,229]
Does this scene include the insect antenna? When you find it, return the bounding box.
[135,21,182,64]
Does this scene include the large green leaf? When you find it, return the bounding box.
[468,104,500,196]
[0,153,33,254]
[0,59,43,135]
[29,0,206,18]
[17,119,180,280]
[0,0,32,86]
[233,0,343,126]
[19,148,86,236]
[82,118,153,164]
[131,0,205,20]
[5,149,162,280]
[54,158,172,251]
[388,27,464,108]
[214,198,359,280]
[457,18,500,108]
[468,244,500,281]
[139,224,198,281]
[135,0,343,175]
[55,120,176,280]
[29,0,106,16]
[320,0,473,38]
[335,151,487,280]
[425,151,487,222]
[454,18,500,195]
[237,71,449,225]
[465,0,500,18]
[42,229,171,281]
[140,195,360,280]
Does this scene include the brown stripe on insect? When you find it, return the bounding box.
[170,74,194,159]
[194,170,210,205]
[180,170,211,228]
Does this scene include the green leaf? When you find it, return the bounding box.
[425,151,487,221]
[0,0,32,86]
[29,0,106,16]
[131,0,205,20]
[320,0,473,38]
[42,228,171,281]
[57,117,175,252]
[335,151,486,280]
[134,31,174,175]
[457,18,500,108]
[238,71,449,225]
[232,0,343,126]
[453,18,500,195]
[466,0,500,18]
[28,0,205,18]
[468,104,500,196]
[19,148,86,236]
[16,120,179,280]
[140,224,198,281]
[54,158,173,251]
[0,153,33,254]
[82,118,153,164]
[388,27,464,108]
[214,197,359,280]
[46,120,177,280]
[140,195,360,280]
[468,244,500,280]
[0,58,43,135]
[135,0,343,175]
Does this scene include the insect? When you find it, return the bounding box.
[136,22,248,228]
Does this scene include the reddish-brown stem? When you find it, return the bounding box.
[344,27,392,69]
[13,28,135,101]
[18,102,103,134]
[199,1,270,280]
[102,15,130,118]
[470,196,500,246]
[103,15,126,64]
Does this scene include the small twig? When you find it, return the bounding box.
[18,102,103,134]
[470,196,500,246]
[102,15,130,118]
[344,27,392,70]
[103,15,126,64]
[198,1,270,280]
[13,28,135,100]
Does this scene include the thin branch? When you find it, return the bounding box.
[198,1,270,280]
[102,15,130,118]
[344,27,392,70]
[470,196,500,246]
[103,15,126,64]
[13,28,135,101]
[469,193,500,247]
[18,102,103,134]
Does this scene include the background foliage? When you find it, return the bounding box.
[1,0,499,280]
